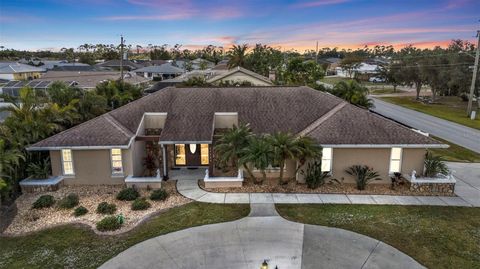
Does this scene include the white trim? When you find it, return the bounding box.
[321,147,333,173]
[144,112,168,116]
[160,141,212,145]
[320,144,448,148]
[214,112,238,116]
[61,149,75,176]
[29,145,131,151]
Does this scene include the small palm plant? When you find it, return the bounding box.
[345,165,381,190]
[424,152,449,177]
[239,135,274,184]
[300,160,330,189]
[268,132,301,185]
[26,158,51,179]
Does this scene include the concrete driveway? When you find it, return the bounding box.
[371,97,480,153]
[100,204,424,269]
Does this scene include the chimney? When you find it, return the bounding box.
[268,70,276,81]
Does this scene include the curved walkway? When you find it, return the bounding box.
[101,204,424,269]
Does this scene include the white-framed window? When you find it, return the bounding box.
[389,147,402,174]
[111,148,123,175]
[61,149,74,176]
[321,147,333,172]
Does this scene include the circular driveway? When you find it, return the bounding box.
[100,205,424,269]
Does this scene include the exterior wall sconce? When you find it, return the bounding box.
[260,260,268,269]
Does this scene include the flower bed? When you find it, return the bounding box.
[2,181,190,235]
[199,178,456,196]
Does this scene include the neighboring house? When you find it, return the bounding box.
[50,65,98,72]
[28,86,445,186]
[318,57,341,75]
[0,62,46,81]
[190,58,214,70]
[336,62,379,78]
[207,67,273,86]
[0,71,150,96]
[134,63,185,80]
[96,60,142,71]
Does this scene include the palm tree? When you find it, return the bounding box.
[0,139,24,183]
[240,135,274,184]
[214,123,256,181]
[228,44,248,68]
[268,132,301,185]
[295,136,322,172]
[332,80,374,109]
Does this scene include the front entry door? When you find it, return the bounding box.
[185,144,201,166]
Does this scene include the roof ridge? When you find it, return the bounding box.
[297,101,347,137]
[104,114,134,137]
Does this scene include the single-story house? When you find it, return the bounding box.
[28,86,446,187]
[336,62,379,78]
[207,67,273,86]
[134,63,185,80]
[0,62,46,81]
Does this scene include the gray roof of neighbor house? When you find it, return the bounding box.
[96,60,142,70]
[134,63,185,74]
[206,66,273,85]
[0,62,46,74]
[37,71,150,89]
[30,86,444,149]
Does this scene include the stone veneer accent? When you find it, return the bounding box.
[409,182,455,194]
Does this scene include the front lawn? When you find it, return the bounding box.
[277,204,480,269]
[0,202,249,269]
[429,136,480,162]
[381,96,480,130]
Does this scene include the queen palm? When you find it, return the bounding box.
[239,135,274,184]
[227,44,248,68]
[268,132,302,185]
[214,123,256,181]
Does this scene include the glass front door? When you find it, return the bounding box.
[175,144,209,166]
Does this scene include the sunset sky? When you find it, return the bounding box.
[0,0,479,51]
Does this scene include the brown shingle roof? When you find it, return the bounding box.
[30,86,442,149]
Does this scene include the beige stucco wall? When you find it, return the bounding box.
[49,149,132,185]
[213,73,272,86]
[296,148,427,184]
[250,159,296,179]
[132,141,147,176]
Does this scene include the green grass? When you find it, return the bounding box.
[429,136,480,162]
[319,77,354,85]
[277,204,480,269]
[0,203,249,269]
[381,96,480,130]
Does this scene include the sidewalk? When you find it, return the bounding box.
[176,180,476,207]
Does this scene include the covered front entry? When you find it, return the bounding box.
[174,144,210,167]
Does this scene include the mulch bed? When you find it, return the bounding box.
[199,178,455,196]
[2,181,191,236]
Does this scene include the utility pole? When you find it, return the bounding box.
[315,41,319,63]
[467,30,480,118]
[120,35,124,83]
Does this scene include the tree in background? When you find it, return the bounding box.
[339,54,364,78]
[284,58,324,86]
[228,44,249,68]
[95,80,143,109]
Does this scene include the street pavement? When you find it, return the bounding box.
[370,97,480,154]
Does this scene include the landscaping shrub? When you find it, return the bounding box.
[424,152,449,177]
[96,202,117,214]
[58,193,79,209]
[150,189,168,201]
[96,216,122,231]
[32,195,55,209]
[300,160,330,189]
[116,187,139,201]
[345,165,381,190]
[74,206,88,217]
[26,158,51,179]
[131,197,151,211]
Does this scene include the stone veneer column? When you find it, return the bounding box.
[162,144,169,180]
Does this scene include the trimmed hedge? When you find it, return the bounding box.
[96,216,122,231]
[73,206,88,217]
[58,193,79,209]
[32,195,55,209]
[150,189,168,201]
[131,198,151,211]
[96,202,117,215]
[116,188,139,201]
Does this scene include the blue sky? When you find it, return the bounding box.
[0,0,479,51]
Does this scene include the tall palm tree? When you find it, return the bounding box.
[228,44,248,68]
[214,123,255,181]
[239,135,273,184]
[268,132,302,185]
[332,80,374,109]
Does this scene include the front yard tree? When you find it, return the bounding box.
[268,132,301,185]
[239,135,274,185]
[214,123,256,181]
